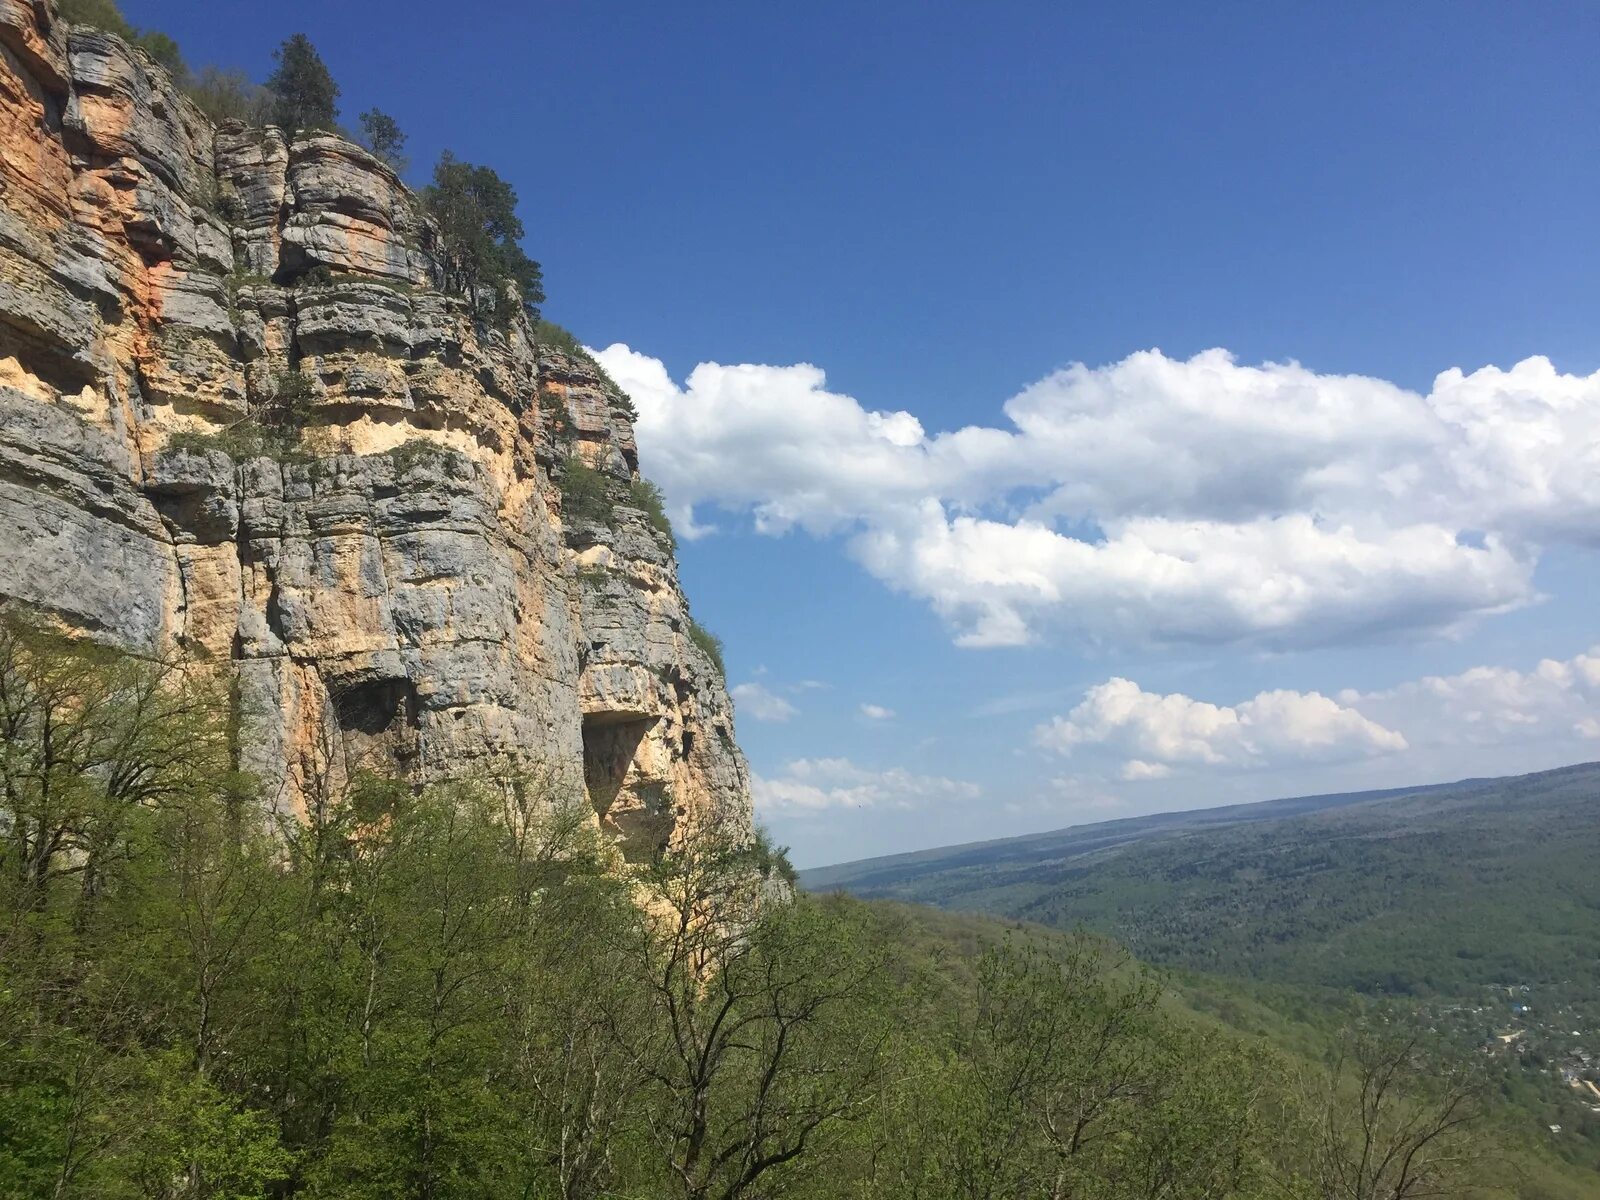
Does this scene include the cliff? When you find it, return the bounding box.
[0,1,750,857]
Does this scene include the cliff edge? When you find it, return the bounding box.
[0,0,750,857]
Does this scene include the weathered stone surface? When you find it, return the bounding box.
[0,1,751,854]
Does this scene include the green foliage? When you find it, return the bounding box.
[558,454,614,527]
[535,320,638,417]
[132,29,186,76]
[424,153,545,324]
[165,423,279,462]
[265,33,339,133]
[814,765,1600,1000]
[688,617,726,677]
[810,764,1600,1194]
[748,826,799,888]
[532,319,587,357]
[358,108,407,173]
[1,630,1536,1200]
[383,437,463,477]
[538,385,574,443]
[56,0,134,39]
[196,173,245,223]
[164,369,316,462]
[57,0,187,78]
[185,66,271,125]
[628,476,675,548]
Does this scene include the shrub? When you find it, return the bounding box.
[535,321,637,419]
[266,368,315,424]
[533,320,586,357]
[747,826,799,888]
[134,29,186,76]
[58,0,187,78]
[559,456,613,527]
[539,386,574,443]
[627,477,675,549]
[56,0,134,38]
[195,174,244,223]
[185,66,270,125]
[688,618,726,678]
[166,422,293,463]
[168,368,316,461]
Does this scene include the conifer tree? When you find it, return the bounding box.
[359,108,407,172]
[423,152,545,322]
[265,33,339,133]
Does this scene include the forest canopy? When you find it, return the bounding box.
[0,617,1513,1199]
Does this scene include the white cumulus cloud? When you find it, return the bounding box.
[1033,646,1600,785]
[1348,648,1600,747]
[731,682,798,723]
[1036,677,1407,773]
[593,343,1600,651]
[859,703,895,720]
[752,758,980,814]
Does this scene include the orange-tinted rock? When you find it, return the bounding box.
[0,1,751,853]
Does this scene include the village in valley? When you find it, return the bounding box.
[1409,984,1600,1157]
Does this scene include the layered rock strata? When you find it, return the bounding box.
[0,1,750,855]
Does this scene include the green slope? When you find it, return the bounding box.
[801,762,1600,996]
[803,762,1600,1183]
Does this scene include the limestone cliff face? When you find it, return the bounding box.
[0,1,751,855]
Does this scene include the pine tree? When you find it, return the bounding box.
[265,33,339,133]
[359,108,407,172]
[423,152,545,322]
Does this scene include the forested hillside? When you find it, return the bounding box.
[803,764,1600,1185]
[800,764,1600,995]
[8,615,1591,1198]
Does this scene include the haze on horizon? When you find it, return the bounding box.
[136,0,1600,866]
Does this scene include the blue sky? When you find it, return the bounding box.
[135,1,1600,865]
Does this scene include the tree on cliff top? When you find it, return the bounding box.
[358,108,408,173]
[424,152,545,324]
[266,33,339,133]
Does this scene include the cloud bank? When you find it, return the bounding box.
[731,681,799,723]
[595,345,1600,650]
[1034,648,1600,781]
[753,758,981,814]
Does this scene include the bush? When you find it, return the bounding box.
[688,618,726,677]
[164,369,315,462]
[535,321,637,419]
[747,827,799,888]
[185,66,270,125]
[628,477,675,549]
[56,0,134,38]
[57,0,187,78]
[540,386,574,443]
[559,456,613,527]
[165,423,277,462]
[133,29,185,76]
[384,437,462,476]
[534,320,587,357]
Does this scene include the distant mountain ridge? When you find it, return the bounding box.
[800,767,1528,892]
[800,761,1600,997]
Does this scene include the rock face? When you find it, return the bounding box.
[0,1,751,855]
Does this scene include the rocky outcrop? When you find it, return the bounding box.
[0,1,751,856]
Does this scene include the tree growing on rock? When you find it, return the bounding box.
[265,33,339,133]
[358,108,408,173]
[423,152,545,323]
